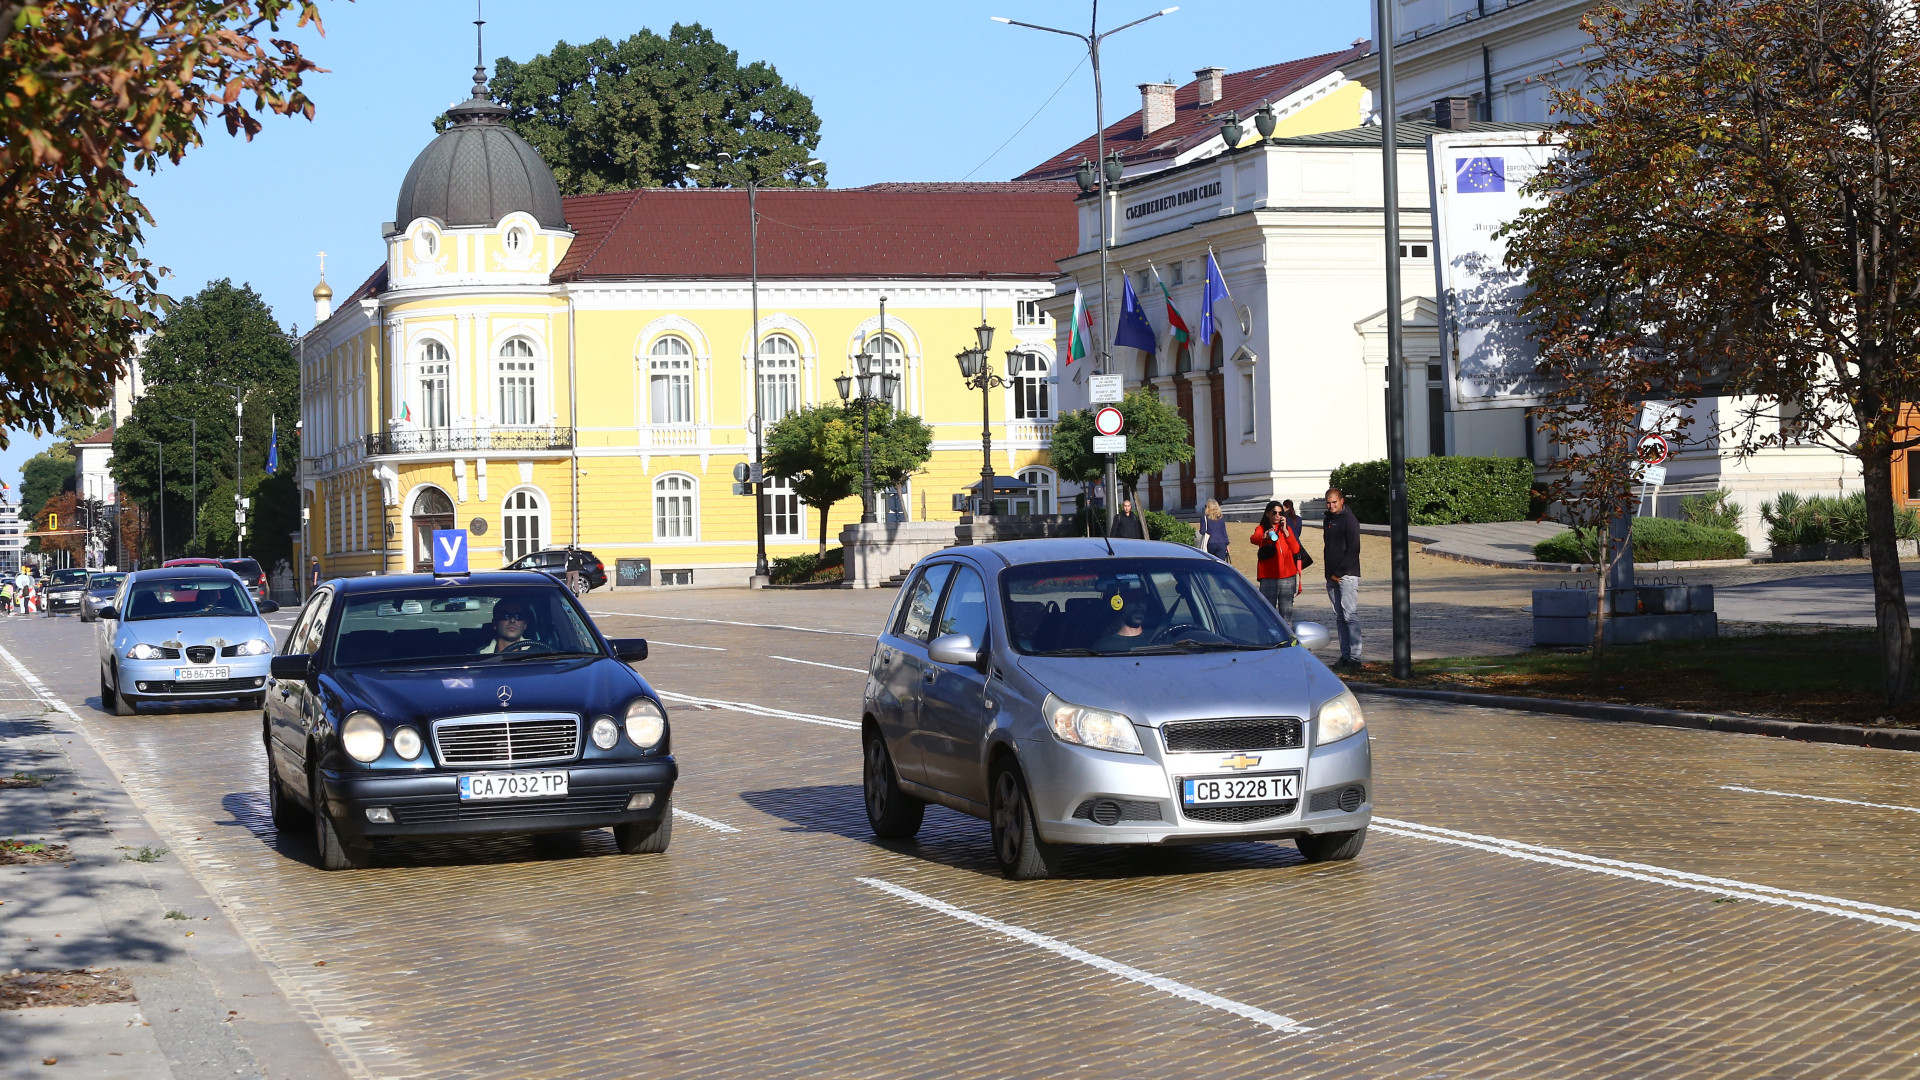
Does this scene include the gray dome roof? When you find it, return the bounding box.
[394,93,565,231]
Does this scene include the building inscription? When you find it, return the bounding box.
[1124,181,1222,221]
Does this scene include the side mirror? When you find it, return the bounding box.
[257,599,281,614]
[927,633,983,666]
[97,606,118,620]
[609,638,649,663]
[270,653,313,681]
[1293,621,1332,651]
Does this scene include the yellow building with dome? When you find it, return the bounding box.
[299,74,1078,586]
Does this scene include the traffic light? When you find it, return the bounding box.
[46,513,56,530]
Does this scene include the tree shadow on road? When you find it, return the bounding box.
[217,789,625,871]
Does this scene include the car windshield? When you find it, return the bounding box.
[88,573,126,591]
[52,569,89,585]
[330,586,602,667]
[1001,558,1290,656]
[122,578,256,620]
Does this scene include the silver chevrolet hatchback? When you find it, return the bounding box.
[861,538,1371,879]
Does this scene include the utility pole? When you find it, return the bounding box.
[1376,0,1415,679]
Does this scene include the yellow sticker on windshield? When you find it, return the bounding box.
[1109,594,1124,610]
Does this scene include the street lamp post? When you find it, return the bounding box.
[835,351,901,525]
[189,417,196,555]
[1373,0,1414,680]
[954,320,1006,516]
[140,440,164,564]
[995,3,1176,531]
[213,382,244,557]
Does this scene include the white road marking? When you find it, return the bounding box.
[672,808,741,833]
[656,690,860,730]
[646,639,727,652]
[858,877,1313,1036]
[1375,817,1920,934]
[770,654,866,674]
[589,610,870,638]
[1720,784,1920,815]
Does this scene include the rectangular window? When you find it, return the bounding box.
[1240,371,1256,436]
[1398,244,1429,259]
[655,489,694,539]
[763,479,802,539]
[1427,361,1447,456]
[419,363,450,429]
[759,368,800,426]
[1171,262,1184,285]
[1015,299,1049,327]
[1015,376,1050,420]
[658,569,694,586]
[650,362,693,425]
[498,360,537,426]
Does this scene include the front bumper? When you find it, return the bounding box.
[320,760,679,844]
[119,655,272,697]
[1020,727,1372,846]
[46,593,84,611]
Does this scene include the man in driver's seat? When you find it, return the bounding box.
[479,600,536,654]
[1090,583,1151,653]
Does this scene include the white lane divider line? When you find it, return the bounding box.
[770,655,866,674]
[656,690,860,730]
[646,639,728,652]
[1720,784,1920,815]
[1375,817,1920,934]
[858,877,1313,1036]
[589,610,870,638]
[672,808,741,833]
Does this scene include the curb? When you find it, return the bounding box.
[1346,681,1920,753]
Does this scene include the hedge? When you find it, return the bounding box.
[770,545,845,585]
[1327,457,1534,525]
[1532,518,1749,564]
[1070,505,1198,545]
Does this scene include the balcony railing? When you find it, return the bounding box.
[364,426,574,456]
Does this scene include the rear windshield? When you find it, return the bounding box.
[1001,558,1289,656]
[88,573,126,591]
[221,559,263,582]
[52,569,89,585]
[331,586,602,667]
[122,579,257,621]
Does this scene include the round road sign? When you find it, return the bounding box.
[1636,433,1670,466]
[1095,406,1124,437]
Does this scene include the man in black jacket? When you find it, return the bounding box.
[1108,498,1146,539]
[1322,487,1363,668]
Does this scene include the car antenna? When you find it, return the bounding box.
[1101,503,1115,557]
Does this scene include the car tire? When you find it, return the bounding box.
[311,777,371,871]
[989,761,1062,881]
[570,577,588,597]
[1296,827,1367,863]
[268,766,310,832]
[863,732,924,840]
[613,798,673,854]
[106,669,135,717]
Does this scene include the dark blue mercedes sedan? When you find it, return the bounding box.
[263,572,675,870]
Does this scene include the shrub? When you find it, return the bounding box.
[1533,518,1749,564]
[1328,457,1533,525]
[1144,510,1196,546]
[1680,488,1743,531]
[769,546,845,585]
[1758,492,1915,547]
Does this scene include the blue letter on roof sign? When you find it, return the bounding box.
[1455,156,1506,194]
[431,529,470,575]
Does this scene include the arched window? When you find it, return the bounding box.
[504,225,528,253]
[498,337,538,426]
[654,474,697,541]
[1011,351,1051,420]
[1018,468,1055,515]
[417,340,450,429]
[649,336,694,425]
[758,334,801,425]
[502,489,543,562]
[864,332,906,411]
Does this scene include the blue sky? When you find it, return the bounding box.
[2,0,1369,487]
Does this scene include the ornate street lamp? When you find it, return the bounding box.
[955,318,1006,517]
[1103,150,1124,185]
[836,349,899,524]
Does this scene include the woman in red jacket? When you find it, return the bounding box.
[1249,500,1304,622]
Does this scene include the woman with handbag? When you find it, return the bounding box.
[1249,500,1305,621]
[1197,499,1231,560]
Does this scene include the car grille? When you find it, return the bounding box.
[395,791,630,825]
[1072,798,1163,825]
[185,646,216,664]
[1307,785,1367,814]
[1161,717,1303,753]
[1183,800,1298,824]
[432,713,580,767]
[136,676,265,694]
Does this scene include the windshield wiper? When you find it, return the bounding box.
[497,649,601,663]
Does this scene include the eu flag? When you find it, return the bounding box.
[1455,156,1506,193]
[1114,272,1157,355]
[1199,252,1232,344]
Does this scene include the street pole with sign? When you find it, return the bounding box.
[1374,0,1415,679]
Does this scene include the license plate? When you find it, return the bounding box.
[1182,771,1300,806]
[174,665,231,682]
[459,771,569,801]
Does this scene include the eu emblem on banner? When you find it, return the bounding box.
[1455,156,1506,193]
[431,529,470,575]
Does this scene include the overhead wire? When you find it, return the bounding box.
[960,54,1090,182]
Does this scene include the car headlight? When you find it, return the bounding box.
[623,697,666,750]
[342,712,386,763]
[125,642,166,660]
[392,725,423,761]
[1043,693,1143,755]
[232,638,272,657]
[591,716,619,750]
[1315,690,1366,745]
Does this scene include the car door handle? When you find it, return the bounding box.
[922,669,936,684]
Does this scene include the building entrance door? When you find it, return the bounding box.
[410,487,455,572]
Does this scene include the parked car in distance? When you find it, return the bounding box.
[221,558,269,602]
[97,567,282,715]
[43,568,92,615]
[162,557,223,568]
[264,572,672,870]
[861,539,1371,880]
[503,547,607,594]
[79,572,128,623]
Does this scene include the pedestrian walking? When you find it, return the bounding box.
[1249,500,1304,622]
[1282,500,1305,543]
[1197,499,1231,560]
[1108,498,1146,540]
[1322,487,1363,668]
[309,556,322,594]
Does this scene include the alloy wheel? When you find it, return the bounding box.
[992,770,1024,867]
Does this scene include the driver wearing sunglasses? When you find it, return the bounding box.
[479,600,536,654]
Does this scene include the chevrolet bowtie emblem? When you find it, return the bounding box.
[1220,753,1262,770]
[496,685,513,707]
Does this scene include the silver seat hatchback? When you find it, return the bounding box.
[861,538,1371,879]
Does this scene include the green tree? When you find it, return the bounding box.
[18,443,74,522]
[828,402,933,492]
[1050,390,1193,498]
[111,280,300,568]
[764,403,856,554]
[0,1,328,446]
[473,23,826,194]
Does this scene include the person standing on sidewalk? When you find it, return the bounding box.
[1198,499,1231,560]
[1322,487,1363,669]
[1108,498,1146,539]
[1282,500,1305,542]
[1249,501,1304,622]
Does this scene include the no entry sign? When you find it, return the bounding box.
[1636,433,1670,466]
[1095,406,1124,437]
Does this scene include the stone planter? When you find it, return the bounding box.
[1770,542,1864,562]
[1900,539,1919,560]
[1824,543,1865,560]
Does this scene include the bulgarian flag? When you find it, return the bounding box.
[1159,278,1191,347]
[1067,287,1093,365]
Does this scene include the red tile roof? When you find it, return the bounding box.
[75,425,115,446]
[1013,46,1372,182]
